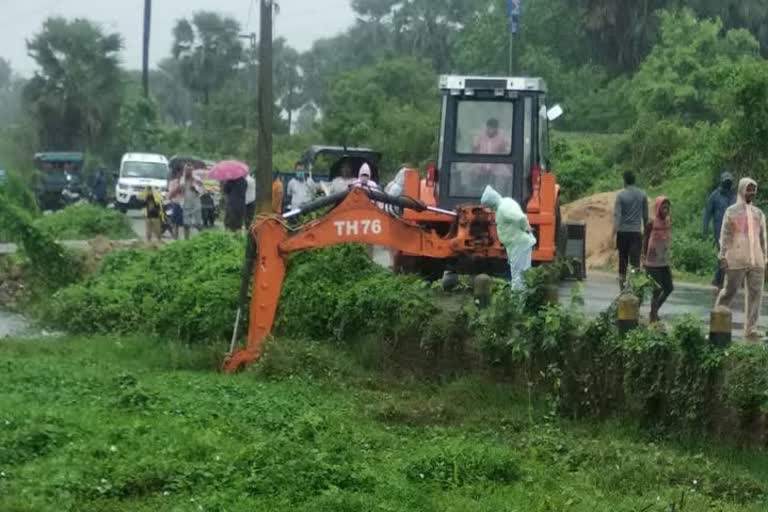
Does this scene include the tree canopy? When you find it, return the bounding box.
[23,18,123,151]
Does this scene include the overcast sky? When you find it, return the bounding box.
[0,0,356,76]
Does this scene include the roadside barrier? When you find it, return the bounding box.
[617,292,640,335]
[709,307,732,348]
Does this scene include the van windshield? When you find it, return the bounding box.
[122,161,168,180]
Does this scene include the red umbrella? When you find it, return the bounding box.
[208,160,249,181]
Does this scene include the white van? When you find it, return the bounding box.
[115,153,170,211]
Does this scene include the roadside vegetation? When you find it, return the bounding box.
[1,334,768,512]
[34,204,135,241]
[36,235,768,446]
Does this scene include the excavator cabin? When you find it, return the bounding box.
[398,75,571,277]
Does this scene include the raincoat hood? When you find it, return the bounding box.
[359,163,371,178]
[737,177,757,204]
[654,196,670,221]
[721,171,734,185]
[481,185,502,210]
[385,168,408,196]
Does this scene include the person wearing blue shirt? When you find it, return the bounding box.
[703,171,736,289]
[92,169,107,206]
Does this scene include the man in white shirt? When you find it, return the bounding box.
[245,174,256,227]
[286,170,318,211]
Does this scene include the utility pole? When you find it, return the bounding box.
[239,32,257,132]
[142,0,152,98]
[256,0,274,214]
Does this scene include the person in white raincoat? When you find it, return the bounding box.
[384,166,408,216]
[481,185,537,290]
[716,177,767,341]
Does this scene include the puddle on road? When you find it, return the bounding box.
[0,310,59,339]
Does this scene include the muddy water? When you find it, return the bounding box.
[0,310,55,339]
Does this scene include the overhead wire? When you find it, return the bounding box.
[245,0,256,31]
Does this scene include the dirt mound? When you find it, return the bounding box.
[564,191,658,269]
[563,191,618,269]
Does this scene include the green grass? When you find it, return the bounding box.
[34,204,136,241]
[1,336,768,511]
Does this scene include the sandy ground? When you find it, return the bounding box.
[563,190,657,270]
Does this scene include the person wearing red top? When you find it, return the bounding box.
[643,197,673,323]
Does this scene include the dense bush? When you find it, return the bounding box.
[0,170,38,216]
[551,133,617,203]
[276,244,438,344]
[45,232,244,342]
[44,238,441,352]
[472,280,768,440]
[0,189,82,289]
[672,230,719,276]
[34,203,136,240]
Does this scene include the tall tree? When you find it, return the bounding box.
[295,103,318,134]
[273,38,304,132]
[151,58,194,125]
[24,18,124,151]
[0,58,11,90]
[631,9,760,123]
[682,0,768,56]
[321,58,438,171]
[0,59,27,128]
[172,12,243,105]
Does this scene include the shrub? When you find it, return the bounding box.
[0,170,38,216]
[551,133,613,203]
[44,232,244,342]
[405,443,520,488]
[34,203,135,240]
[275,245,437,345]
[44,239,441,353]
[672,230,719,276]
[0,190,82,289]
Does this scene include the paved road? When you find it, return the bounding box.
[562,271,764,339]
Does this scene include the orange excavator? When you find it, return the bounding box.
[224,75,586,373]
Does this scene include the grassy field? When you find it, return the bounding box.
[2,336,768,512]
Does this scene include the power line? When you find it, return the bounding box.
[246,0,257,31]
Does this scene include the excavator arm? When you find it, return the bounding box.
[223,187,458,372]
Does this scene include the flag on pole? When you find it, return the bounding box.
[508,0,523,34]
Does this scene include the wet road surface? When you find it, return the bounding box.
[564,271,765,339]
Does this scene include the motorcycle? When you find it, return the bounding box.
[60,173,82,206]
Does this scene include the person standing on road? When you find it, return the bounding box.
[716,178,767,341]
[613,171,649,290]
[180,164,204,240]
[223,176,247,232]
[245,173,256,227]
[703,171,736,289]
[286,169,318,211]
[643,197,673,323]
[167,168,184,240]
[92,169,107,207]
[142,186,164,243]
